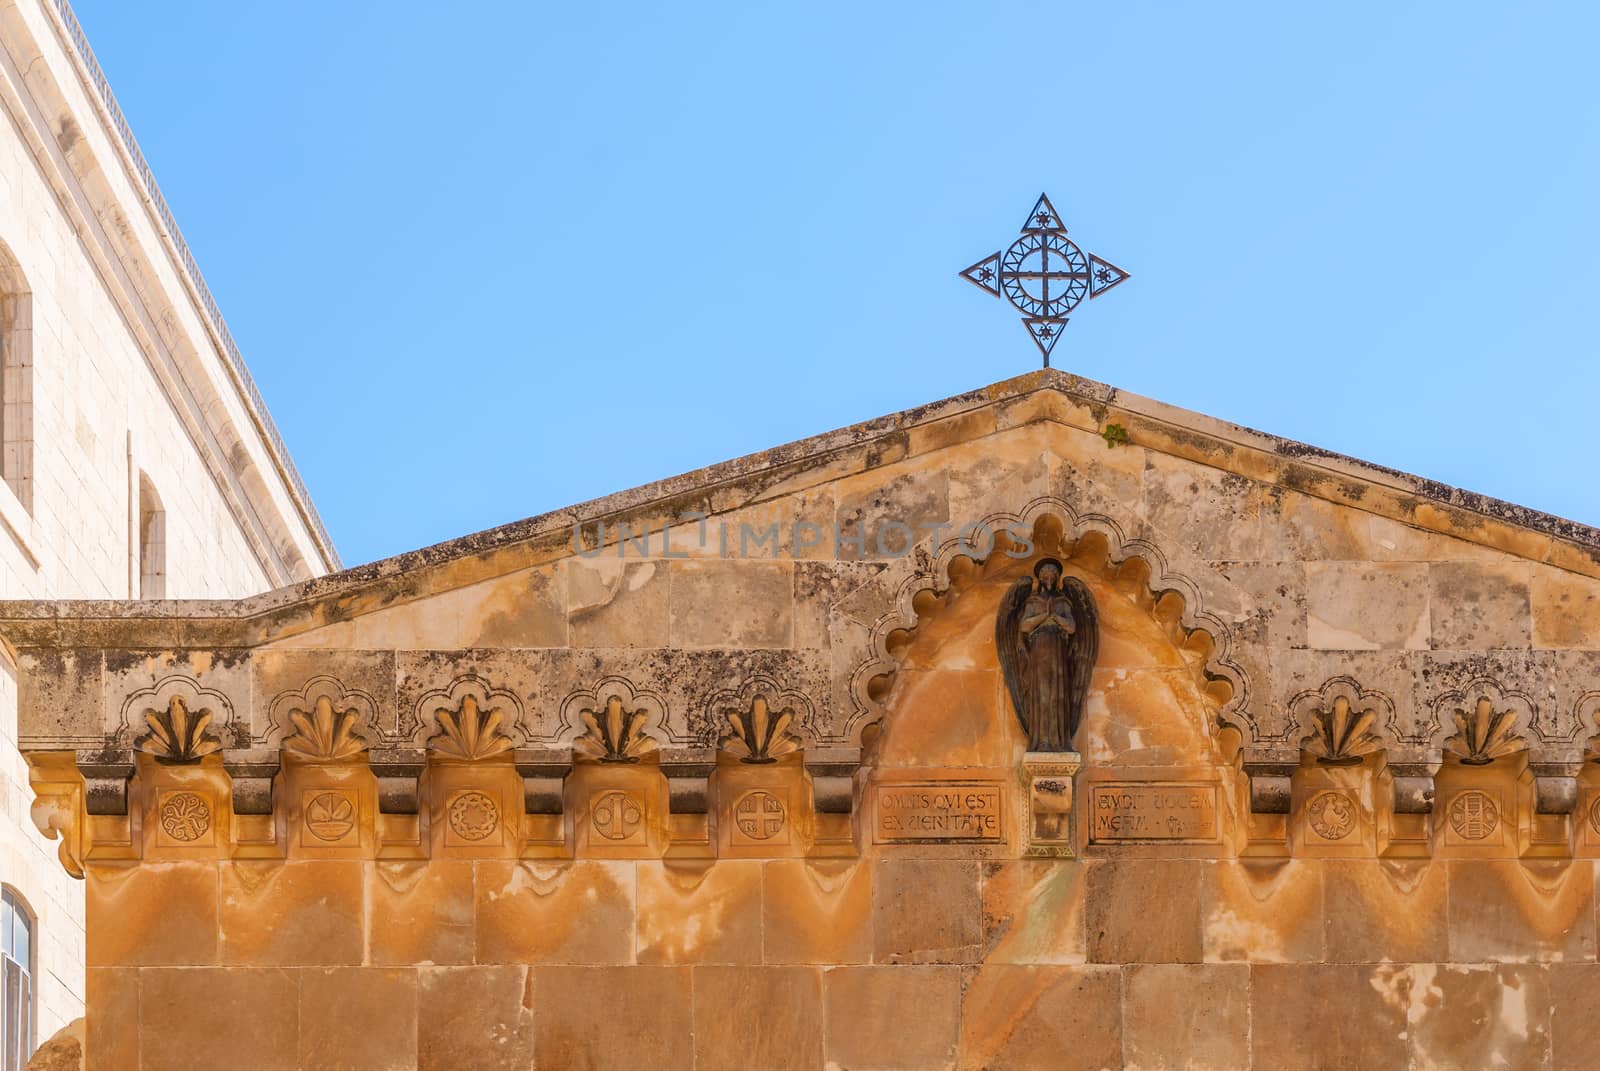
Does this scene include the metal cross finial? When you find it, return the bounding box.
[959,194,1130,366]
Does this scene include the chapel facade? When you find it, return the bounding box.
[0,1,337,1064]
[7,369,1600,1069]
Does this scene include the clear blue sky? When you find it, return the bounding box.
[74,2,1600,568]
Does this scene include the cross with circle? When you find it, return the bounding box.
[960,193,1130,366]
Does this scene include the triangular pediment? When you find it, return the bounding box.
[3,367,1597,647]
[5,367,1600,837]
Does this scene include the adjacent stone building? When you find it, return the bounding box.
[6,367,1600,1068]
[0,1,337,1062]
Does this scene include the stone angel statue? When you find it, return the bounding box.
[995,557,1099,752]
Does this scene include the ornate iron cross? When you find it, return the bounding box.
[960,193,1130,366]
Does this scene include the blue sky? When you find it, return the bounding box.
[74,2,1600,568]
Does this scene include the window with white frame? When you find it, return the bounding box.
[1,889,34,1071]
[0,241,33,513]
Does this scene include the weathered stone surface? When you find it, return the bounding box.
[1551,963,1600,1071]
[476,860,634,964]
[693,966,824,1069]
[1201,860,1324,963]
[298,968,418,1071]
[1123,964,1250,1071]
[567,558,670,647]
[86,862,217,967]
[872,859,982,964]
[874,669,1012,768]
[1323,860,1448,963]
[533,966,692,1068]
[139,968,298,1071]
[957,964,1122,1071]
[1142,454,1263,564]
[84,970,137,1071]
[1447,861,1596,962]
[219,860,363,966]
[368,861,475,966]
[981,860,1085,964]
[1430,561,1533,650]
[1250,964,1410,1070]
[1305,562,1430,650]
[1407,963,1550,1070]
[416,966,535,1071]
[824,966,962,1070]
[636,859,762,964]
[668,559,793,647]
[1532,568,1600,649]
[1086,860,1202,963]
[762,859,872,964]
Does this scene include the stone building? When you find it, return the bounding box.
[0,1,337,1063]
[6,366,1600,1068]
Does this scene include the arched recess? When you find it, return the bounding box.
[841,496,1259,752]
[138,473,165,598]
[0,239,33,512]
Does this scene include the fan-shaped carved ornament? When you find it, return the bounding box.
[136,696,222,764]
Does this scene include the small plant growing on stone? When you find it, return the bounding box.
[1101,423,1129,449]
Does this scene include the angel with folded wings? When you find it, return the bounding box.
[995,557,1099,752]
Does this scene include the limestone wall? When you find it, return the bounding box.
[7,372,1600,1066]
[0,0,336,1045]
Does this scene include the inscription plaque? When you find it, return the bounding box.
[873,782,1004,843]
[1088,782,1218,843]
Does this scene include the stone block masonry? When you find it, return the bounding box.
[7,370,1600,1066]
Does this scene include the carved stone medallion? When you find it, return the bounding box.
[1448,790,1500,841]
[159,791,211,842]
[447,790,500,842]
[1307,791,1357,841]
[305,792,356,842]
[734,790,786,841]
[1589,795,1600,837]
[592,790,644,842]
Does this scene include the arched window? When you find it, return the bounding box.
[1,888,34,1070]
[0,242,32,512]
[139,475,165,598]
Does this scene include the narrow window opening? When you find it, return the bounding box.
[0,242,33,513]
[1,888,35,1071]
[138,475,166,598]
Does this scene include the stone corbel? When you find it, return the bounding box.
[368,747,426,814]
[1386,758,1443,814]
[514,747,574,814]
[805,747,861,814]
[1241,747,1299,814]
[1529,759,1584,815]
[74,747,135,816]
[27,753,87,879]
[660,747,715,814]
[222,748,281,815]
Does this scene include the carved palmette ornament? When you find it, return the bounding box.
[136,696,222,764]
[283,696,367,762]
[574,696,658,763]
[1444,698,1526,766]
[429,695,515,761]
[1301,697,1383,766]
[722,696,801,764]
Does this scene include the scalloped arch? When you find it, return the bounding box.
[839,495,1257,746]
